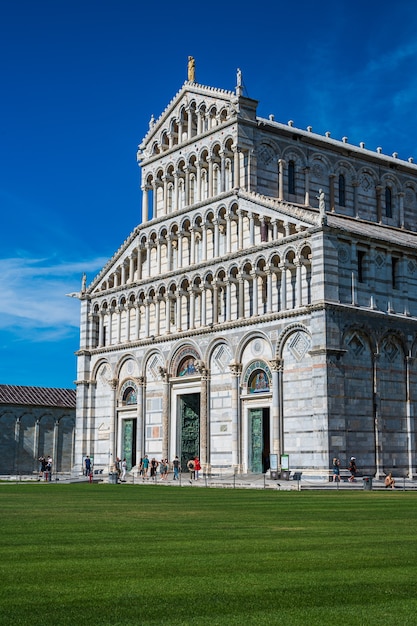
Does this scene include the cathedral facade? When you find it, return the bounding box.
[74,66,417,479]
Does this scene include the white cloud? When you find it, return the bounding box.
[0,256,107,337]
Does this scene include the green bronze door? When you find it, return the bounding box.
[179,393,200,472]
[122,419,136,470]
[250,409,263,473]
[249,408,270,473]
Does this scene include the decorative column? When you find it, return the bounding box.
[156,238,162,275]
[135,302,141,339]
[266,268,273,313]
[373,353,382,478]
[280,263,287,310]
[248,213,255,246]
[109,378,118,472]
[405,356,415,478]
[141,185,149,222]
[145,298,150,337]
[117,305,122,343]
[353,180,359,218]
[251,270,259,316]
[225,279,231,321]
[155,297,161,336]
[196,161,202,203]
[189,287,195,329]
[269,359,282,459]
[296,260,302,307]
[126,304,131,342]
[233,146,240,189]
[303,166,310,205]
[213,220,220,257]
[146,242,151,278]
[202,222,208,261]
[176,292,182,332]
[398,191,405,229]
[190,227,196,265]
[226,213,232,254]
[201,283,207,326]
[376,185,383,223]
[136,376,145,468]
[213,282,219,324]
[278,159,286,201]
[165,296,171,334]
[136,246,143,281]
[98,311,104,347]
[329,174,335,211]
[178,231,183,268]
[128,255,134,284]
[238,274,245,318]
[220,151,226,192]
[229,362,242,472]
[195,361,209,472]
[238,209,244,250]
[159,367,170,459]
[208,157,213,197]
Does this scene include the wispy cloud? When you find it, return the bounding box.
[0,256,107,340]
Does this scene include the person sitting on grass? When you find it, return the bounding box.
[384,472,395,489]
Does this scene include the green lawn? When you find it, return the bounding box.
[0,484,416,625]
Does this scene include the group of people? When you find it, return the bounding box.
[332,456,357,482]
[113,457,127,482]
[333,456,396,488]
[137,455,201,482]
[38,455,53,481]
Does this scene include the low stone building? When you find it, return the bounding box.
[74,62,417,480]
[0,385,76,475]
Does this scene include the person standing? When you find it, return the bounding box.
[332,457,340,482]
[348,457,357,482]
[194,457,201,480]
[150,457,158,479]
[121,458,127,482]
[85,456,92,476]
[187,458,195,482]
[172,456,180,480]
[46,456,53,481]
[141,455,149,479]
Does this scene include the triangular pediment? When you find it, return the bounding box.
[138,81,241,161]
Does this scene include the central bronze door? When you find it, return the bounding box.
[179,393,200,472]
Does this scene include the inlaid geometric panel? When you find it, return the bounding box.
[347,333,365,357]
[212,344,232,374]
[147,354,164,381]
[288,331,310,362]
[382,339,399,363]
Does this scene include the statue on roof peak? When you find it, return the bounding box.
[188,56,195,82]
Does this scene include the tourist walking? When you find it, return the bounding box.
[348,457,357,482]
[172,456,180,480]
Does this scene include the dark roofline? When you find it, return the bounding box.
[0,385,76,409]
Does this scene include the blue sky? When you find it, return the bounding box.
[1,0,417,389]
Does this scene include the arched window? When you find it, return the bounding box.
[178,357,196,377]
[385,186,392,218]
[288,160,295,195]
[248,369,270,393]
[339,174,346,207]
[123,387,137,405]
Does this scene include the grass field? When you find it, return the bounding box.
[0,483,416,625]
